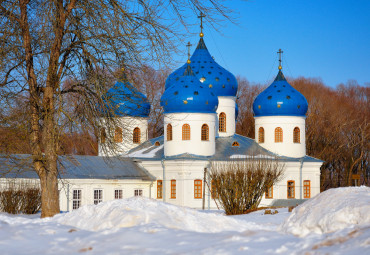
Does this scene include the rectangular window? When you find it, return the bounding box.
[114,189,122,199]
[265,185,273,199]
[72,190,81,210]
[134,189,143,196]
[303,180,310,198]
[211,179,218,199]
[157,180,163,199]
[287,181,295,199]
[94,189,103,205]
[194,180,202,199]
[170,180,176,199]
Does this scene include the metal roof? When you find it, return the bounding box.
[0,154,154,181]
[126,134,323,163]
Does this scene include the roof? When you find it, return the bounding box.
[126,134,323,163]
[99,79,150,118]
[253,70,308,117]
[160,64,218,114]
[0,154,154,181]
[165,38,238,97]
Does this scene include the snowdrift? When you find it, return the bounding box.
[55,197,263,233]
[281,186,370,237]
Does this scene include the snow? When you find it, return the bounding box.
[230,154,275,159]
[127,145,163,157]
[281,186,370,237]
[0,187,369,254]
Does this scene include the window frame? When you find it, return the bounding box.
[171,180,176,199]
[100,128,106,144]
[72,189,81,210]
[94,189,103,205]
[133,127,141,144]
[134,189,143,196]
[275,127,283,143]
[265,185,273,199]
[194,179,202,199]
[219,112,226,132]
[303,180,310,198]
[287,180,295,199]
[182,124,190,140]
[258,127,265,143]
[114,127,123,143]
[201,124,209,141]
[157,180,163,199]
[167,124,173,141]
[293,127,300,143]
[114,189,123,199]
[211,179,218,199]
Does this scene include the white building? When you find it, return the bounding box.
[0,32,322,212]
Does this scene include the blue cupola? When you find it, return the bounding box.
[161,64,218,113]
[100,78,150,117]
[253,70,308,117]
[165,38,238,97]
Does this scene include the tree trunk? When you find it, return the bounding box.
[39,170,60,218]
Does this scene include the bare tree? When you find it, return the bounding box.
[210,158,284,215]
[0,0,232,217]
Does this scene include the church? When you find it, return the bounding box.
[0,24,322,212]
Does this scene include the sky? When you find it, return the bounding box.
[172,0,370,87]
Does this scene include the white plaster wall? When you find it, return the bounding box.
[216,96,236,137]
[164,113,216,157]
[255,116,306,158]
[58,179,153,212]
[98,116,148,156]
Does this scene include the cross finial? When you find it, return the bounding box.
[277,49,283,70]
[198,12,206,37]
[186,42,192,64]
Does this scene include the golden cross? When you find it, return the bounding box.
[198,12,206,34]
[277,49,283,69]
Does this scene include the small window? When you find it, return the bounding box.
[201,124,209,141]
[194,180,202,199]
[182,124,190,140]
[293,127,300,143]
[211,179,218,199]
[100,128,106,144]
[303,180,310,198]
[275,127,283,143]
[134,189,143,196]
[133,127,141,144]
[232,141,239,147]
[287,181,295,199]
[258,127,265,143]
[72,190,81,210]
[157,180,162,199]
[167,124,172,141]
[94,189,103,205]
[114,189,122,199]
[171,180,176,199]
[265,186,273,199]
[219,112,226,132]
[114,127,123,143]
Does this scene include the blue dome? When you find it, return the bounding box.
[253,70,308,117]
[165,38,238,97]
[100,79,150,117]
[161,65,218,113]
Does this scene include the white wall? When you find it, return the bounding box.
[164,113,216,157]
[216,96,236,137]
[254,116,306,158]
[99,116,148,156]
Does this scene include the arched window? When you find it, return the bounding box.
[133,127,141,144]
[293,127,300,143]
[100,128,106,144]
[182,124,190,140]
[219,112,226,132]
[114,127,123,143]
[201,124,209,141]
[258,127,265,143]
[167,124,172,141]
[275,127,283,143]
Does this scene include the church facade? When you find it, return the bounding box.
[0,30,322,212]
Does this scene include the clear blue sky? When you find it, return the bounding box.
[172,0,370,87]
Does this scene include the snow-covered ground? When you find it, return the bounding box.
[0,187,369,254]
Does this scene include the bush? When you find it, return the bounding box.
[211,159,284,215]
[0,180,41,214]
